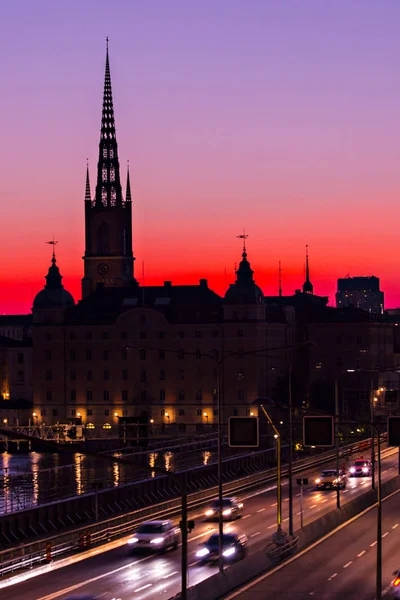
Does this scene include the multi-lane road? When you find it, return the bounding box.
[1,447,398,600]
[226,483,400,599]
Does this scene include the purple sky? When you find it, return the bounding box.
[1,1,400,312]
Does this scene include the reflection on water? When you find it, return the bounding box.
[203,451,211,465]
[149,452,158,478]
[32,452,40,504]
[113,462,120,487]
[0,447,215,514]
[74,454,84,496]
[164,452,173,472]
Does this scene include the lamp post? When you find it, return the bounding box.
[260,405,284,541]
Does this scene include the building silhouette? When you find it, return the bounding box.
[336,276,384,315]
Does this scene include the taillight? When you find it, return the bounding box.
[394,578,400,586]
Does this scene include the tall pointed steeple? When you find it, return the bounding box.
[302,244,313,294]
[85,160,92,203]
[94,38,124,208]
[82,39,135,299]
[126,161,132,203]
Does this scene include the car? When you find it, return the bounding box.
[389,569,400,597]
[204,497,243,521]
[195,532,247,564]
[315,469,347,490]
[127,519,180,552]
[349,459,373,477]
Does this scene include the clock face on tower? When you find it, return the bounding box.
[97,263,109,276]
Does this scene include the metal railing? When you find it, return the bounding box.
[0,434,386,580]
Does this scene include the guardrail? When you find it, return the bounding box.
[267,535,299,562]
[0,434,386,580]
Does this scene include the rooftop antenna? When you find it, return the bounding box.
[224,267,227,291]
[279,261,282,297]
[142,260,145,305]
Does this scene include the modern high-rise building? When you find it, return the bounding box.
[335,276,384,314]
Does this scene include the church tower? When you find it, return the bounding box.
[82,40,135,298]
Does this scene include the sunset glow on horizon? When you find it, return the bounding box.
[2,1,400,314]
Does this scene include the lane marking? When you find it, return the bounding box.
[242,514,251,519]
[382,532,389,538]
[328,573,338,580]
[162,571,178,579]
[134,584,152,592]
[320,499,328,503]
[284,498,289,502]
[268,524,277,529]
[357,550,366,557]
[393,524,399,529]
[189,560,199,567]
[250,532,261,538]
[343,561,352,568]
[271,503,277,507]
[370,541,377,547]
[223,487,400,600]
[309,505,317,509]
[257,508,266,513]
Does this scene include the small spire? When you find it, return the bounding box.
[279,261,282,297]
[46,237,58,264]
[85,160,91,202]
[302,244,314,294]
[126,160,132,202]
[236,230,249,258]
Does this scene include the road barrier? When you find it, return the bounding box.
[0,435,386,580]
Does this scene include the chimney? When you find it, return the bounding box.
[164,281,172,288]
[199,279,208,288]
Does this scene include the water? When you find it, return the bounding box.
[0,446,218,515]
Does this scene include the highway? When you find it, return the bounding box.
[226,483,400,599]
[2,447,398,600]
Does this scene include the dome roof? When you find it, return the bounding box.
[224,249,264,304]
[33,254,75,309]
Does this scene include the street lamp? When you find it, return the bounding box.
[203,412,209,424]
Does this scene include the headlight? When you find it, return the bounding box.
[223,547,236,557]
[350,467,356,473]
[205,510,214,516]
[150,537,165,545]
[362,467,369,473]
[223,509,232,516]
[128,537,138,545]
[238,503,244,509]
[315,478,321,484]
[333,479,338,484]
[196,548,210,558]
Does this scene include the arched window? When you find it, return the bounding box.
[97,222,110,255]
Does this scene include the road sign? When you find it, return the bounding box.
[303,415,334,447]
[388,416,400,446]
[228,416,259,448]
[296,477,308,486]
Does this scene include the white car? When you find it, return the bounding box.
[127,520,180,552]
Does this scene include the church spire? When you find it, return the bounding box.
[85,160,91,203]
[94,37,124,208]
[126,161,132,203]
[302,244,313,294]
